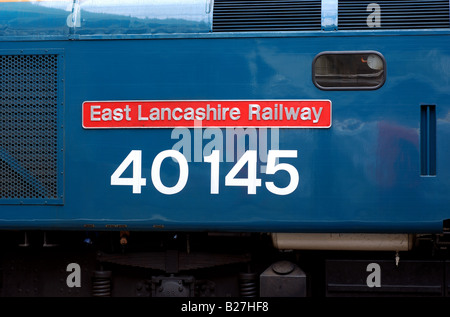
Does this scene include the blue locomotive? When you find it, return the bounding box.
[1,0,450,297]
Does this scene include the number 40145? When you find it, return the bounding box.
[110,150,299,195]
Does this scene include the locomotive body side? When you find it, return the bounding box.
[1,0,450,297]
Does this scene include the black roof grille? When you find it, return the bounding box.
[213,0,321,32]
[339,0,450,30]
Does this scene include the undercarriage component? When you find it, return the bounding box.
[260,260,307,297]
[97,251,251,272]
[92,270,112,297]
[151,275,195,297]
[272,233,414,251]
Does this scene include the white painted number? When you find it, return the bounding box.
[110,150,147,194]
[265,150,299,195]
[204,150,220,194]
[111,149,299,195]
[151,150,189,195]
[225,150,262,195]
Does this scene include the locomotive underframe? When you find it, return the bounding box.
[1,229,450,297]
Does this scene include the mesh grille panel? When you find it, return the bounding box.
[213,0,322,32]
[0,53,61,201]
[338,0,450,30]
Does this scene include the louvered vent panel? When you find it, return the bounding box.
[213,0,321,32]
[0,53,63,203]
[339,0,450,30]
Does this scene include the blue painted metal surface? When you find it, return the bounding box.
[0,1,449,233]
[0,0,212,39]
